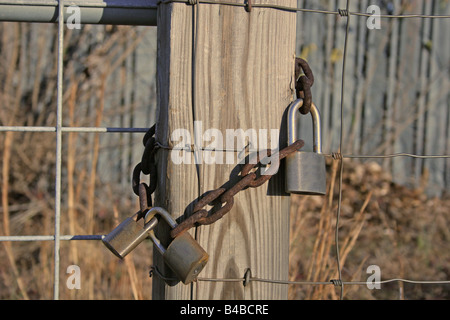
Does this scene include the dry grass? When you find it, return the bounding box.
[3,155,447,300]
[0,23,154,300]
[288,158,450,300]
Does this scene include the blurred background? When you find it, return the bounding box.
[0,0,449,299]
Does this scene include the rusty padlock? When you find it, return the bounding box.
[285,98,327,195]
[144,207,209,285]
[102,211,158,259]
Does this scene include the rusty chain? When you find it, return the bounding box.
[169,139,304,238]
[132,58,314,237]
[131,125,305,238]
[132,124,158,219]
[295,57,314,115]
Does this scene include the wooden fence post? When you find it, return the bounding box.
[153,0,297,300]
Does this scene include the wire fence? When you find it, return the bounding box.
[0,0,449,300]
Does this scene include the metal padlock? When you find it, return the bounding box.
[285,98,326,195]
[144,207,209,285]
[102,212,158,259]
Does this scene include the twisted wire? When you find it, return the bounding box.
[149,266,450,287]
[338,8,349,16]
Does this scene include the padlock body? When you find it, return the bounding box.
[102,214,155,259]
[163,232,209,285]
[285,151,326,195]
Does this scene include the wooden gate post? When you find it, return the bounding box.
[153,0,297,299]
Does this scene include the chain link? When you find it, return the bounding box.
[169,139,305,238]
[295,57,314,115]
[132,124,158,216]
[131,125,305,238]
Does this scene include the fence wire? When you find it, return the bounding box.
[0,0,449,300]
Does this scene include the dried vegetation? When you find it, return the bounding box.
[289,159,449,300]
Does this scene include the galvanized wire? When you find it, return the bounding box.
[0,235,104,241]
[0,0,159,9]
[339,153,450,159]
[158,0,450,19]
[53,0,64,300]
[0,126,148,133]
[149,265,450,287]
[333,0,351,300]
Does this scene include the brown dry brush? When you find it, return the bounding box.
[0,23,152,300]
[288,158,450,300]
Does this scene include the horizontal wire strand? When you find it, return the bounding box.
[0,127,447,158]
[149,266,450,286]
[0,235,104,241]
[157,0,450,19]
[1,0,450,19]
[326,153,450,160]
[0,126,149,133]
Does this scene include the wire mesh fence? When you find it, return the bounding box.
[0,0,449,300]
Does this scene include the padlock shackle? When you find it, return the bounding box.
[148,230,165,255]
[287,99,322,154]
[144,207,178,255]
[144,207,177,229]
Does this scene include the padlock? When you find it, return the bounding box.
[285,98,326,195]
[102,211,158,259]
[144,207,209,285]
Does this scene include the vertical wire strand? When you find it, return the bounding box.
[53,0,64,300]
[335,0,351,300]
[191,0,201,300]
[192,1,201,196]
[189,0,202,300]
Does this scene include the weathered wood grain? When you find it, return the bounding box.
[154,0,297,299]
